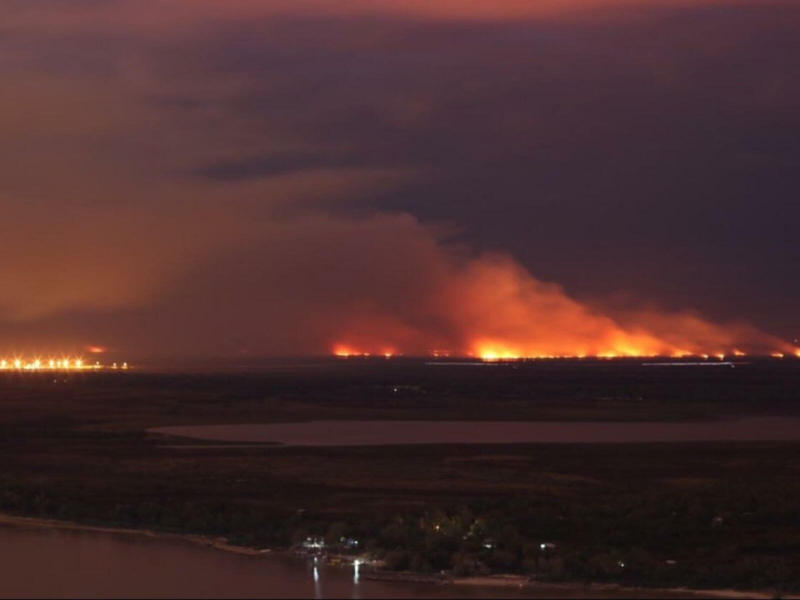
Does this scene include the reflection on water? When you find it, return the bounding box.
[0,525,503,599]
[152,417,800,447]
[0,525,703,599]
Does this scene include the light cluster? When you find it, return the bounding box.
[0,358,129,372]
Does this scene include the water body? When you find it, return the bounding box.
[0,525,690,599]
[151,417,800,447]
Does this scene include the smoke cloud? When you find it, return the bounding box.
[0,0,796,358]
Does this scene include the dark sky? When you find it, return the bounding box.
[1,1,798,358]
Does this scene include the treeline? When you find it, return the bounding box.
[1,480,798,592]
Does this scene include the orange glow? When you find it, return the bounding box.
[186,0,734,23]
[330,344,800,360]
[332,335,794,362]
[333,345,354,357]
[476,348,520,362]
[86,345,107,354]
[333,345,370,358]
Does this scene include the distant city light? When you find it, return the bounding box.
[0,357,129,372]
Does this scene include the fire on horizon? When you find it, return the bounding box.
[332,344,800,362]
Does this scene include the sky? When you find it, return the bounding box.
[1,0,798,359]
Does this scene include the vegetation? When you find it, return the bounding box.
[1,359,799,592]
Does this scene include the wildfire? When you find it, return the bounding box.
[333,345,370,358]
[478,351,519,362]
[326,253,797,363]
[472,338,664,361]
[470,348,788,362]
[0,357,129,372]
[331,343,798,362]
[334,344,397,358]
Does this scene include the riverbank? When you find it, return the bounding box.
[1,512,795,599]
[0,512,377,573]
[450,576,794,599]
[0,513,271,557]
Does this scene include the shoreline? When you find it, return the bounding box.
[0,512,794,599]
[0,512,272,558]
[449,575,790,598]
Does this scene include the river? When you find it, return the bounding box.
[150,417,800,447]
[0,524,706,599]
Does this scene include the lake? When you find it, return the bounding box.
[150,417,800,447]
